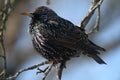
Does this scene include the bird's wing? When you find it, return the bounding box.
[45,17,88,50]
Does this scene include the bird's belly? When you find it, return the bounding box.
[32,34,78,63]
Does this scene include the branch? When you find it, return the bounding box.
[41,63,53,80]
[36,62,54,80]
[88,0,102,34]
[6,61,49,80]
[80,0,103,29]
[0,0,16,78]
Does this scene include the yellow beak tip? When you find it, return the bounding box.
[21,12,30,16]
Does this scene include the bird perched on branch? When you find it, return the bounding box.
[21,6,106,64]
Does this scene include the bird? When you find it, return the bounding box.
[21,6,106,64]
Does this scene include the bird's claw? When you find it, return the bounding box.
[36,66,49,75]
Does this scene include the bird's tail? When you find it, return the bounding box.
[88,52,106,64]
[83,42,106,64]
[88,40,106,52]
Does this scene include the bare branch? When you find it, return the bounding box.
[42,63,53,80]
[80,0,103,29]
[87,2,101,34]
[6,61,49,80]
[95,7,100,31]
[0,0,16,78]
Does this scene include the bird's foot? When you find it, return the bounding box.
[36,63,53,80]
[36,66,49,74]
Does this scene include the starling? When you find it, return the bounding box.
[21,6,106,64]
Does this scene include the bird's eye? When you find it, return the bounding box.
[29,13,34,18]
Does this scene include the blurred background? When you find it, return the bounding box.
[0,0,120,80]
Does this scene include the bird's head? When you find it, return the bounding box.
[21,6,57,21]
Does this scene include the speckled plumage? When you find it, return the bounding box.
[28,6,106,64]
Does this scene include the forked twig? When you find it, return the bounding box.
[6,61,49,80]
[88,1,101,34]
[0,0,16,78]
[80,0,103,30]
[42,63,53,80]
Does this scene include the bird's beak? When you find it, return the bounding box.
[21,12,33,17]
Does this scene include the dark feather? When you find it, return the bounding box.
[88,40,106,51]
[88,53,106,64]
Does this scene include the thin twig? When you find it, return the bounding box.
[0,0,16,78]
[36,66,49,74]
[95,6,100,31]
[80,0,103,29]
[6,61,49,80]
[88,1,101,35]
[0,42,6,78]
[42,63,53,80]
